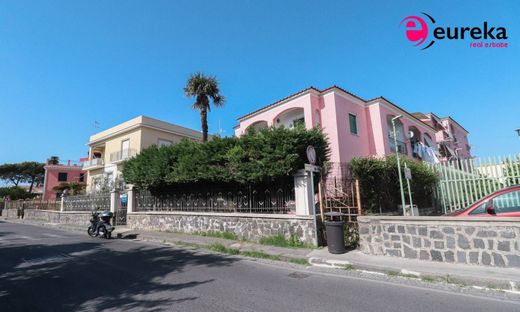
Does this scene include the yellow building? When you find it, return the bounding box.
[83,115,203,192]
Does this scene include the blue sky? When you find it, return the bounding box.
[0,0,518,164]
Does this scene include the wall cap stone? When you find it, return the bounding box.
[359,216,520,223]
[129,211,313,220]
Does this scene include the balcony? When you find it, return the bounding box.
[110,149,137,163]
[82,158,104,170]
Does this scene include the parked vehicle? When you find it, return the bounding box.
[446,185,520,217]
[88,210,115,238]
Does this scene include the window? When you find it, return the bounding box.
[121,139,130,159]
[58,172,68,182]
[493,190,520,213]
[387,115,407,154]
[470,202,487,215]
[158,139,173,147]
[424,133,433,148]
[349,114,358,135]
[79,173,85,183]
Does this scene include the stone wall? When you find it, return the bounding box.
[3,208,19,219]
[358,216,520,268]
[2,209,90,227]
[128,212,316,245]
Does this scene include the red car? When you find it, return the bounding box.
[447,185,520,217]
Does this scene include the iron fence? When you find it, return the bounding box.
[430,154,520,213]
[63,194,111,211]
[6,199,61,211]
[135,183,295,214]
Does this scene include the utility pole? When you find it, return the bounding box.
[391,115,407,216]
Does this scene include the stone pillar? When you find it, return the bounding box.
[127,186,135,213]
[110,190,120,213]
[293,169,314,216]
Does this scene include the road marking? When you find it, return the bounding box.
[42,233,66,238]
[14,235,39,241]
[16,254,72,269]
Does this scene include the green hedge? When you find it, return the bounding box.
[349,156,438,214]
[123,126,330,190]
[0,186,37,200]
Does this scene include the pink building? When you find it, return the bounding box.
[42,160,86,200]
[234,86,470,165]
[412,113,471,160]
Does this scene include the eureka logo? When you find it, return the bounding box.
[400,13,509,50]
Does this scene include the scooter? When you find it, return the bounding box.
[88,210,115,239]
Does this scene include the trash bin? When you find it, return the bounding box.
[324,212,346,254]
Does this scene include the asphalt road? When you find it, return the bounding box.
[1,221,519,312]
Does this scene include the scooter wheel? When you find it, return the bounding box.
[98,225,107,239]
[87,226,97,237]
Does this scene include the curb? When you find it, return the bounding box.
[308,256,520,293]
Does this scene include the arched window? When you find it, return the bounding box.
[273,108,305,129]
[387,115,407,154]
[409,126,421,158]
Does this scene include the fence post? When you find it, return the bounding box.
[293,169,313,215]
[355,179,362,216]
[110,190,120,213]
[60,195,65,212]
[127,186,135,213]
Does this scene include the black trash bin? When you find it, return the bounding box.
[324,212,346,254]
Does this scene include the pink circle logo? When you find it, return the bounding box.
[400,15,428,46]
[400,13,436,50]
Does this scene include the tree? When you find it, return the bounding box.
[47,156,60,165]
[0,162,45,193]
[0,163,25,186]
[52,182,86,195]
[184,72,225,142]
[20,162,45,193]
[0,186,36,200]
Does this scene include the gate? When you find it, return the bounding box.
[114,192,128,226]
[318,163,362,247]
[430,154,520,213]
[320,163,362,224]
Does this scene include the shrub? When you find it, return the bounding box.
[349,156,438,214]
[123,127,330,189]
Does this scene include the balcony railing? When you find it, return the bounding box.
[110,149,137,163]
[82,158,104,169]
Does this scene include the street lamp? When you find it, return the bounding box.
[391,115,407,215]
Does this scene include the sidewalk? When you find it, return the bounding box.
[3,216,520,292]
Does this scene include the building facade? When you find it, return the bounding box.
[234,86,470,165]
[43,161,86,200]
[84,115,203,193]
[412,112,471,160]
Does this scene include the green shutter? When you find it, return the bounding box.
[349,114,358,134]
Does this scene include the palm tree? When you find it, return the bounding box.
[184,72,225,142]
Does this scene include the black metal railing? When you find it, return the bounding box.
[63,194,111,211]
[135,183,295,214]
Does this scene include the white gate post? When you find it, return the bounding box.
[127,185,135,214]
[60,196,65,212]
[294,169,314,215]
[110,190,120,213]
